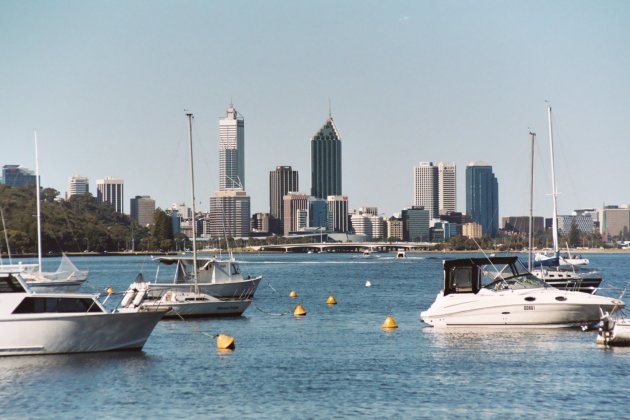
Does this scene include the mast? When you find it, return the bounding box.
[186,112,198,292]
[546,104,559,257]
[528,130,536,271]
[34,130,42,274]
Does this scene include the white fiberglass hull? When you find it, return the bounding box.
[0,311,165,356]
[143,298,252,318]
[149,276,262,299]
[596,319,630,346]
[421,289,623,328]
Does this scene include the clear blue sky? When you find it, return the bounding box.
[2,0,629,219]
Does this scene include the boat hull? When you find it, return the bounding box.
[148,276,262,299]
[159,299,252,318]
[0,310,165,356]
[596,319,630,346]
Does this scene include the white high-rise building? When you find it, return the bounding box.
[96,177,124,213]
[219,103,245,190]
[413,162,439,219]
[66,175,89,199]
[327,195,349,233]
[438,162,456,215]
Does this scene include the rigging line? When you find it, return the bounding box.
[252,302,290,316]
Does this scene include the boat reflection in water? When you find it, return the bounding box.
[420,256,624,328]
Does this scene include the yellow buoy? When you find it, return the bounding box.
[106,287,114,295]
[293,304,307,316]
[382,315,398,329]
[289,290,298,298]
[326,295,337,305]
[216,334,235,350]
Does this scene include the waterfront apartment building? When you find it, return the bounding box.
[219,103,245,190]
[208,189,251,238]
[283,192,310,236]
[66,175,89,199]
[130,195,156,227]
[387,217,404,241]
[402,206,430,242]
[350,213,372,239]
[270,166,299,234]
[462,222,483,239]
[414,162,439,219]
[466,162,499,237]
[311,117,342,199]
[96,177,124,213]
[327,195,348,233]
[438,162,456,215]
[1,165,36,187]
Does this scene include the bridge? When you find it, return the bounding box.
[252,242,437,253]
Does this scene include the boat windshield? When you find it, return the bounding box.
[481,260,550,291]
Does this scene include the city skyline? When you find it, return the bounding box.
[2,2,630,219]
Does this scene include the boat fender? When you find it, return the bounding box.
[121,288,137,308]
[164,291,173,301]
[132,289,147,307]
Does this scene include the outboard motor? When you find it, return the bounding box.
[598,310,616,342]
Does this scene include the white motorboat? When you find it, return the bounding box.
[596,310,630,346]
[531,266,601,294]
[396,250,406,259]
[0,272,166,356]
[120,275,251,318]
[420,256,624,328]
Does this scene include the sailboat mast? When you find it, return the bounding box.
[547,104,559,256]
[34,130,42,274]
[528,131,536,271]
[186,112,198,288]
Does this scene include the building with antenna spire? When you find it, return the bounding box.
[219,103,245,190]
[311,114,342,199]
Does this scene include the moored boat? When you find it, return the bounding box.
[596,311,630,346]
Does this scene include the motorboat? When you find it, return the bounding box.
[0,272,167,356]
[396,250,406,259]
[597,311,630,346]
[120,274,251,318]
[420,256,624,328]
[531,266,601,294]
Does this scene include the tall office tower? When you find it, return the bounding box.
[413,162,439,219]
[66,175,89,199]
[282,192,310,236]
[96,177,124,213]
[269,166,299,234]
[311,116,342,199]
[130,195,156,226]
[327,195,348,233]
[465,162,499,237]
[208,190,251,238]
[219,103,245,190]
[438,162,456,215]
[1,165,36,187]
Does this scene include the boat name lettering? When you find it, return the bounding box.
[524,305,535,311]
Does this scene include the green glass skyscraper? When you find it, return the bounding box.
[466,162,499,237]
[311,117,342,199]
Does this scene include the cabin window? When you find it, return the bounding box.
[231,264,241,275]
[12,297,103,314]
[450,267,473,292]
[0,276,26,293]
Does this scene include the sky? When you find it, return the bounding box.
[2,0,629,220]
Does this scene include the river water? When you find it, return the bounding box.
[1,252,629,418]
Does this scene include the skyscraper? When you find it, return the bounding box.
[413,162,439,219]
[219,103,245,190]
[269,166,299,234]
[1,165,36,187]
[96,177,124,213]
[438,162,456,215]
[130,195,156,226]
[465,162,499,237]
[311,116,342,199]
[66,175,89,199]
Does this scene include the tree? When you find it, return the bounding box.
[567,220,580,248]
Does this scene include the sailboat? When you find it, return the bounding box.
[120,113,254,318]
[0,132,88,292]
[530,105,601,294]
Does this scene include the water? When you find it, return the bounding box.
[1,252,629,418]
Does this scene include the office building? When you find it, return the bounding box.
[269,166,299,234]
[466,162,499,237]
[387,217,404,241]
[283,192,310,236]
[402,206,430,242]
[600,206,630,238]
[96,177,124,213]
[309,197,328,229]
[251,212,270,234]
[501,216,545,235]
[311,116,342,199]
[208,190,251,238]
[557,214,594,234]
[66,175,89,199]
[1,165,36,187]
[219,103,245,190]
[130,195,156,226]
[438,162,456,215]
[414,162,439,219]
[327,195,348,233]
[462,222,483,239]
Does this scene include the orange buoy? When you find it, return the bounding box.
[293,304,307,316]
[216,334,235,350]
[326,295,337,305]
[289,290,298,298]
[106,287,114,294]
[382,315,398,329]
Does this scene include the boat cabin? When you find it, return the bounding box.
[155,256,242,284]
[443,256,546,296]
